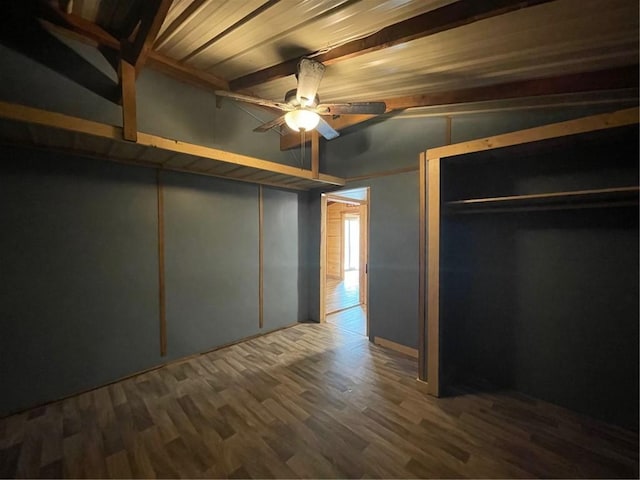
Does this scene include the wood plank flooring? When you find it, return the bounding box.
[325,270,359,314]
[326,305,367,336]
[0,323,638,479]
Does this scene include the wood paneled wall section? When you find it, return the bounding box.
[326,202,359,279]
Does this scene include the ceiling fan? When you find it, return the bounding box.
[215,58,386,140]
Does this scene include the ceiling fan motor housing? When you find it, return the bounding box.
[285,89,319,108]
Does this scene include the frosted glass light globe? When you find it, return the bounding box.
[285,109,320,132]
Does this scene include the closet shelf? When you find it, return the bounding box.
[445,186,640,214]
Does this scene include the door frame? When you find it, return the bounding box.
[320,188,370,334]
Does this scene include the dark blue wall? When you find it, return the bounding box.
[0,146,306,416]
[0,147,160,414]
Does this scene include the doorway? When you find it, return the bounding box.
[320,187,369,336]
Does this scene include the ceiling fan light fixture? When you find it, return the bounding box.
[285,109,320,132]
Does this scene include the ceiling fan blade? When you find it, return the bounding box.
[317,117,340,140]
[296,58,325,107]
[316,102,387,115]
[253,115,287,133]
[215,90,293,112]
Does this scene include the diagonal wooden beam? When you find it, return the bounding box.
[122,0,173,72]
[231,0,555,91]
[280,65,639,150]
[147,51,230,90]
[39,2,119,49]
[38,6,230,92]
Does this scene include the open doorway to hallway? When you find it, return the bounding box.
[321,188,369,336]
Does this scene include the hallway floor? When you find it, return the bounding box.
[325,270,359,314]
[326,305,366,336]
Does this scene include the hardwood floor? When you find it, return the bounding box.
[0,323,638,479]
[326,305,367,336]
[325,270,359,314]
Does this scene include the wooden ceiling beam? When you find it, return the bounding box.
[383,65,639,111]
[39,2,119,49]
[146,51,229,91]
[231,0,555,91]
[121,0,173,73]
[38,5,230,91]
[280,65,639,150]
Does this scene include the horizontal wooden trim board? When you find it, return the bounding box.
[426,107,639,160]
[0,101,346,190]
[446,186,640,214]
[374,336,419,359]
[447,186,640,206]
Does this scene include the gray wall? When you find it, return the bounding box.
[162,173,259,359]
[262,188,302,330]
[358,173,419,348]
[0,146,160,414]
[0,146,305,415]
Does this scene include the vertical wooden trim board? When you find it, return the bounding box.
[120,58,137,142]
[258,185,264,329]
[418,152,427,381]
[427,157,441,396]
[358,201,368,309]
[319,195,328,322]
[156,170,167,356]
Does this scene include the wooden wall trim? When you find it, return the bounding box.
[119,58,138,142]
[426,107,639,160]
[325,194,366,205]
[157,170,167,356]
[258,186,264,329]
[426,157,441,396]
[418,152,427,381]
[0,101,119,138]
[374,337,419,359]
[319,195,328,322]
[0,101,346,190]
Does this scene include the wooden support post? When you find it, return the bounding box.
[426,157,441,396]
[445,116,452,145]
[418,152,427,381]
[311,130,320,179]
[258,186,264,329]
[157,170,167,356]
[120,57,137,142]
